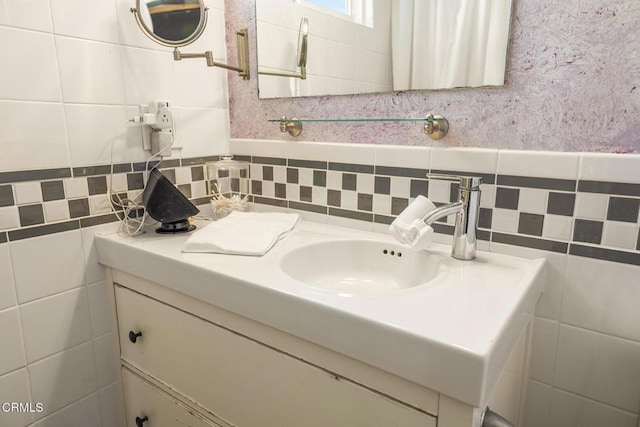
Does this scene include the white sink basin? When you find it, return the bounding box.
[280,239,441,295]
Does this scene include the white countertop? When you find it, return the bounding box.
[96,218,544,407]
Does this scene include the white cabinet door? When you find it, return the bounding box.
[116,285,436,427]
[122,368,220,427]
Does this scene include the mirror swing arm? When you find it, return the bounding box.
[130,2,249,80]
[172,29,250,80]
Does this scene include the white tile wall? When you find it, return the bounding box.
[0,0,231,423]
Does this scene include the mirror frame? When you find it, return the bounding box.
[132,0,208,47]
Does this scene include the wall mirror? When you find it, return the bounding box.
[132,0,250,79]
[256,0,513,98]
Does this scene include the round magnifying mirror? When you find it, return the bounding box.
[132,0,208,47]
[297,17,309,68]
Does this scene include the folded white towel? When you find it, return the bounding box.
[183,211,300,256]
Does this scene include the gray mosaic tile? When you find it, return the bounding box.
[251,180,262,195]
[573,219,604,244]
[300,186,312,203]
[289,159,327,169]
[0,168,71,184]
[578,180,640,197]
[391,197,409,215]
[342,173,357,191]
[607,197,640,223]
[18,204,45,227]
[178,184,192,198]
[410,179,428,198]
[357,193,373,212]
[8,220,79,241]
[287,168,299,184]
[547,192,576,216]
[275,183,286,199]
[570,244,640,267]
[127,173,144,190]
[289,201,326,214]
[492,232,568,253]
[495,187,520,210]
[262,166,274,181]
[162,169,176,184]
[253,156,286,166]
[68,199,90,219]
[41,181,65,202]
[328,207,373,222]
[313,170,326,187]
[0,185,14,207]
[479,208,493,229]
[327,189,341,207]
[191,166,205,181]
[518,213,544,236]
[87,176,108,195]
[449,183,460,203]
[374,176,391,195]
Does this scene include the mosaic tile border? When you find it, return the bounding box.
[238,154,640,267]
[0,156,218,242]
[1,154,639,266]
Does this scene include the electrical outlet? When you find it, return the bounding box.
[137,100,172,151]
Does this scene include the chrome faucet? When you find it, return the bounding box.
[423,175,482,260]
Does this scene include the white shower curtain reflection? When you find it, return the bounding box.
[391,0,511,90]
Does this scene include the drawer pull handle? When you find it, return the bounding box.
[129,330,143,343]
[135,415,148,427]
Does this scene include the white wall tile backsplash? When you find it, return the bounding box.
[0,0,231,423]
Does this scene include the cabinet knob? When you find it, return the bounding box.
[129,330,143,343]
[135,416,148,427]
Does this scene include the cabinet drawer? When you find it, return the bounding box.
[116,286,436,427]
[122,368,219,427]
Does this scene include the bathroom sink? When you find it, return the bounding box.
[279,239,441,294]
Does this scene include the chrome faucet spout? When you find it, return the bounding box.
[425,175,482,260]
[422,201,464,226]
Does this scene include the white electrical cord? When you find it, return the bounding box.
[106,120,173,237]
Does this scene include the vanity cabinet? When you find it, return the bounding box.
[109,269,529,427]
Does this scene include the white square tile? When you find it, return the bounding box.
[357,174,375,194]
[82,223,119,285]
[298,168,313,186]
[286,184,300,202]
[20,287,92,363]
[529,317,558,385]
[0,369,34,427]
[542,214,574,241]
[249,163,263,180]
[431,147,498,174]
[11,230,85,303]
[0,308,26,376]
[491,209,519,234]
[480,184,496,209]
[373,194,391,215]
[173,167,191,186]
[261,181,275,198]
[574,193,608,220]
[56,37,125,104]
[173,55,228,109]
[93,334,117,388]
[87,281,114,337]
[498,150,580,180]
[522,380,551,427]
[51,0,119,43]
[98,382,126,427]
[579,153,640,183]
[121,46,175,105]
[0,206,20,231]
[0,28,61,102]
[326,142,376,165]
[374,145,431,169]
[107,174,128,194]
[554,325,640,413]
[64,105,133,167]
[191,181,207,198]
[13,182,43,205]
[29,342,98,419]
[89,195,112,216]
[274,166,287,183]
[326,170,342,189]
[561,256,640,341]
[0,245,17,311]
[0,101,70,172]
[311,187,327,206]
[518,188,548,214]
[172,107,230,158]
[0,0,52,32]
[427,180,450,204]
[33,392,102,427]
[43,200,70,223]
[389,177,410,198]
[601,221,638,250]
[64,178,89,199]
[341,190,358,211]
[548,388,637,427]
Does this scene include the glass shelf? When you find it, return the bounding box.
[267,117,437,123]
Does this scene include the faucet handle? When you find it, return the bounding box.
[426,173,482,190]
